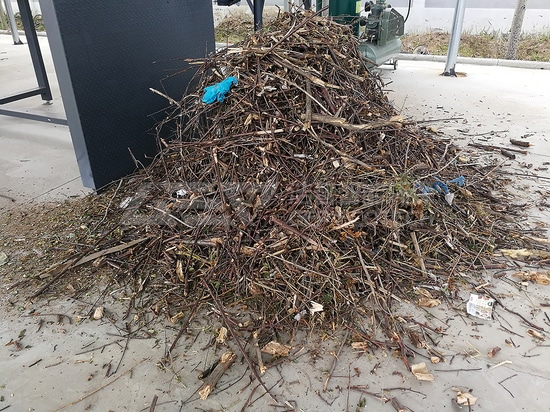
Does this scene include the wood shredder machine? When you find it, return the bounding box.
[328,0,405,68]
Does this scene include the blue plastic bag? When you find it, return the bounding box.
[202,76,238,104]
[416,175,465,206]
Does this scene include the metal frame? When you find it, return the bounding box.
[0,0,53,105]
[0,108,67,125]
[443,0,466,76]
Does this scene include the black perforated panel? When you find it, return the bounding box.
[40,0,215,189]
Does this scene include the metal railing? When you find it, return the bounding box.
[0,0,63,125]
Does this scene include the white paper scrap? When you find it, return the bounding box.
[466,293,495,320]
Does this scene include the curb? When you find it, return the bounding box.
[397,53,550,70]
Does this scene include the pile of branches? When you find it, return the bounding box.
[37,12,546,345]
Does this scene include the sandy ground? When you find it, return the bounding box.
[2,32,550,412]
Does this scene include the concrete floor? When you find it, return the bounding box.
[1,32,550,411]
[384,58,550,235]
[0,34,86,209]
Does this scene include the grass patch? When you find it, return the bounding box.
[402,30,550,61]
[1,12,45,31]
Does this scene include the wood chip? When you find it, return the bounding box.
[456,390,478,405]
[411,362,434,381]
[93,306,104,320]
[216,327,228,344]
[418,297,441,308]
[512,271,550,285]
[261,341,291,357]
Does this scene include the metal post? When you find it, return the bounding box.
[253,0,264,31]
[319,0,329,15]
[3,0,23,44]
[443,0,466,77]
[316,0,322,12]
[17,0,52,101]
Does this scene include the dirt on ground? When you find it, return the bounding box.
[0,195,122,305]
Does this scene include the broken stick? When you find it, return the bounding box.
[311,113,403,132]
[509,138,530,148]
[410,232,427,277]
[252,331,267,375]
[468,142,527,155]
[323,329,349,392]
[199,351,237,400]
[148,394,158,412]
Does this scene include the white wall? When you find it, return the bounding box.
[393,0,550,34]
[8,0,41,15]
[10,0,550,34]
[214,1,550,34]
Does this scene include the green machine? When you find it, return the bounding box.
[328,0,405,69]
[328,0,362,32]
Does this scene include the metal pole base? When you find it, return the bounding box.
[442,68,457,77]
[254,0,265,31]
[443,0,466,76]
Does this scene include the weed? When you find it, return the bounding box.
[402,29,550,61]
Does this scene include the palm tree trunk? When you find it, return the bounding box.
[505,0,528,60]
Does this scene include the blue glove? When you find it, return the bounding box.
[202,76,238,104]
[448,175,465,187]
[416,182,435,194]
[432,181,449,195]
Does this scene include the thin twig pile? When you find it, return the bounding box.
[36,12,548,348]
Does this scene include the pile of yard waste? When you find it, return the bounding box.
[29,11,549,361]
